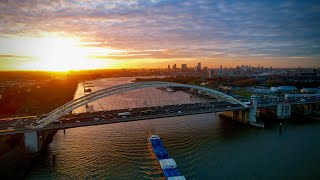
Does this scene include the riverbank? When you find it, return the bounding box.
[0,130,57,178]
[0,74,79,178]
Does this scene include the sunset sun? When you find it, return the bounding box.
[34,36,87,71]
[31,35,111,71]
[0,34,120,71]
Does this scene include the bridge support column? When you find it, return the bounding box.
[277,103,291,119]
[248,95,258,123]
[307,104,312,114]
[24,131,40,153]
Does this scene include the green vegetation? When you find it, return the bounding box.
[0,79,78,118]
[233,89,251,97]
[266,79,285,87]
[233,79,257,87]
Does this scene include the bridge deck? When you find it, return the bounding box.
[1,99,318,135]
[0,102,247,135]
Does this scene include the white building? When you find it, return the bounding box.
[301,88,319,93]
[271,86,298,92]
[208,69,214,79]
[251,88,272,94]
[285,93,320,99]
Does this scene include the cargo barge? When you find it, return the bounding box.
[149,135,186,180]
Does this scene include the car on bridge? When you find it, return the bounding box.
[7,126,14,130]
[118,112,131,117]
[140,110,152,115]
[243,101,251,105]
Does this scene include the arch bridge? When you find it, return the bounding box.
[35,81,248,128]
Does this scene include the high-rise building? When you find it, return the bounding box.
[181,64,187,71]
[197,62,201,71]
[203,66,208,72]
[241,65,248,72]
[218,65,223,77]
[173,64,177,71]
[167,65,170,71]
[208,69,214,79]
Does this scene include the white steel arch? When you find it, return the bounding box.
[35,81,248,128]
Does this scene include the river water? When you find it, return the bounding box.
[26,77,320,179]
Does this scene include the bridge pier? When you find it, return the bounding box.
[24,131,40,153]
[219,95,265,128]
[221,110,248,123]
[293,103,314,114]
[277,103,291,119]
[306,104,312,114]
[304,104,312,114]
[248,95,258,123]
[24,130,55,153]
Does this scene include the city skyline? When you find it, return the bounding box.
[0,0,320,71]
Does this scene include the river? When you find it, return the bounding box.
[26,77,320,179]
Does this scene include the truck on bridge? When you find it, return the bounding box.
[118,112,131,117]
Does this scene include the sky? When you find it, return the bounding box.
[0,0,320,71]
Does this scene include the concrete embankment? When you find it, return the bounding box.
[0,130,57,179]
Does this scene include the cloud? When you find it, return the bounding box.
[0,0,320,63]
[0,54,32,59]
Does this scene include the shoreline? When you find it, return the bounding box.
[0,130,57,179]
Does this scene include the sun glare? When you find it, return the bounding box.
[0,34,120,71]
[32,35,105,71]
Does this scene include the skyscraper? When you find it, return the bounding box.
[218,65,223,77]
[181,64,187,71]
[173,64,177,71]
[197,62,201,71]
[208,69,214,79]
[203,66,208,72]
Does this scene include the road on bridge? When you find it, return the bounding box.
[0,101,246,134]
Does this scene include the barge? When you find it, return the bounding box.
[149,135,186,180]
